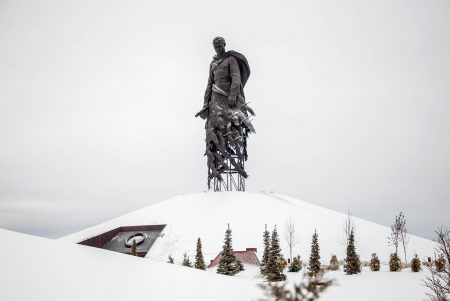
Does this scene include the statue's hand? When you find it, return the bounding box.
[227,95,237,107]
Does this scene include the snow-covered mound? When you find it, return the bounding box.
[63,192,436,264]
[0,229,258,301]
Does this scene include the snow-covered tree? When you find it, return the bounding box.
[195,237,206,270]
[343,211,355,246]
[217,224,240,276]
[344,228,361,275]
[389,212,408,263]
[411,254,421,272]
[370,253,380,271]
[308,230,321,278]
[266,226,286,281]
[329,254,339,271]
[389,253,402,272]
[261,224,271,276]
[288,255,302,272]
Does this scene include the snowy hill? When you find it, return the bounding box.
[63,192,436,264]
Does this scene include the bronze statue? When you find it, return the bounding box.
[196,37,255,191]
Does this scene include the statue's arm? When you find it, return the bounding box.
[228,56,241,105]
[203,68,214,107]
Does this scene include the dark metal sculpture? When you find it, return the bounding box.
[195,37,255,191]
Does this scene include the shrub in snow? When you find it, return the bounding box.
[288,255,302,272]
[370,253,380,271]
[389,253,402,272]
[344,229,361,275]
[308,230,321,278]
[279,256,288,271]
[217,224,241,276]
[329,254,339,271]
[411,254,421,272]
[167,255,174,264]
[130,239,137,256]
[194,237,206,270]
[236,259,245,272]
[435,254,445,273]
[182,252,193,267]
[261,224,271,276]
[266,226,287,281]
[259,273,333,301]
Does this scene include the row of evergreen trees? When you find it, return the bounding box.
[167,237,207,270]
[166,223,425,278]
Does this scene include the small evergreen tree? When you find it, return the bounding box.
[236,259,245,272]
[261,224,271,276]
[329,254,339,271]
[434,254,445,272]
[217,224,240,276]
[288,255,302,272]
[411,254,421,272]
[344,229,361,274]
[167,254,174,264]
[389,253,402,272]
[182,252,193,267]
[266,226,287,281]
[370,253,380,271]
[194,237,206,270]
[308,230,321,278]
[130,239,137,256]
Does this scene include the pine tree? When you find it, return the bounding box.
[288,255,302,272]
[130,239,137,256]
[389,253,402,272]
[194,237,206,270]
[329,254,339,271]
[308,230,321,278]
[411,254,421,272]
[260,224,271,276]
[344,229,361,274]
[266,226,287,281]
[182,252,193,267]
[370,253,380,271]
[236,259,245,272]
[217,224,240,276]
[167,255,174,264]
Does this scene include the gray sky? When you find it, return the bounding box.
[1,0,449,239]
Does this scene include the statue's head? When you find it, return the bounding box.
[212,37,226,56]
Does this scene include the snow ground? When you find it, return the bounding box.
[0,229,431,301]
[1,192,437,301]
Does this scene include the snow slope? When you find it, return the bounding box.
[0,229,258,301]
[62,192,436,264]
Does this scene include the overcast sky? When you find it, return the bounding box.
[0,0,449,239]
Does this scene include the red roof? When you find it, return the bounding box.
[208,248,260,268]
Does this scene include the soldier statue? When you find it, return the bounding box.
[196,37,255,190]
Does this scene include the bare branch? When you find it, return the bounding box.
[423,227,450,301]
[284,217,299,263]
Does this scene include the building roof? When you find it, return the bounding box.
[208,248,260,268]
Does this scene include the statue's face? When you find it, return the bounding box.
[213,42,226,56]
